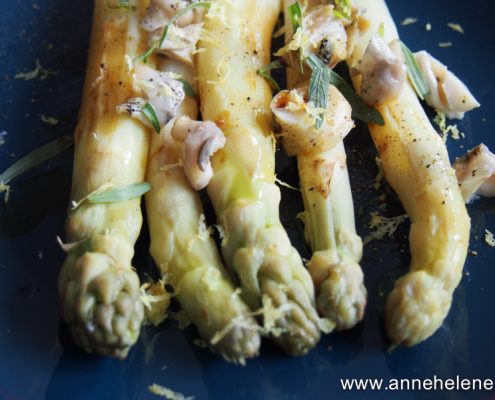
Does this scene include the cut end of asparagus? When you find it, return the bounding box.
[59,252,144,359]
[385,271,451,347]
[308,250,366,331]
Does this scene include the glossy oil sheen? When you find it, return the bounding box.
[0,1,494,399]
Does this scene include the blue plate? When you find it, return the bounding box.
[1,1,494,399]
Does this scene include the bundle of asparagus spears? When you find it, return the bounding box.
[55,0,480,360]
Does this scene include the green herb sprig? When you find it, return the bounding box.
[179,79,197,98]
[88,182,151,204]
[307,55,331,128]
[307,55,384,126]
[288,1,303,32]
[142,103,161,133]
[256,60,284,91]
[399,41,430,100]
[0,134,73,186]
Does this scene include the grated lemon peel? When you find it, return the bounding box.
[485,229,495,247]
[363,212,408,245]
[433,111,465,142]
[140,279,171,326]
[15,59,58,81]
[149,383,194,400]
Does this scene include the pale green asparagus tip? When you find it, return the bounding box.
[226,209,321,356]
[258,261,321,356]
[59,251,144,358]
[309,250,366,331]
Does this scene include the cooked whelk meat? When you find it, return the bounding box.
[116,97,147,118]
[153,23,203,66]
[414,51,480,120]
[135,65,185,127]
[358,35,406,106]
[304,6,348,68]
[141,0,206,66]
[271,85,354,156]
[117,66,185,131]
[454,144,495,203]
[171,116,226,190]
[141,0,205,31]
[279,5,348,70]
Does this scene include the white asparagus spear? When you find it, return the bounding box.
[145,54,261,363]
[347,0,470,346]
[197,0,321,355]
[58,0,151,358]
[271,0,366,331]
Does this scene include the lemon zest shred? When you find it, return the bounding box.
[447,22,464,34]
[149,383,194,400]
[433,111,465,142]
[363,212,408,245]
[40,114,59,125]
[485,229,495,247]
[214,223,229,246]
[373,157,384,190]
[400,17,418,26]
[0,183,10,204]
[274,175,300,191]
[14,59,58,80]
[274,26,310,58]
[187,214,213,250]
[140,279,171,327]
[273,25,286,38]
[205,54,231,86]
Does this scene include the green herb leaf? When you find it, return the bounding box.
[307,55,330,128]
[88,182,151,204]
[328,69,384,125]
[307,55,384,125]
[288,1,303,32]
[142,103,161,133]
[135,1,212,63]
[399,41,430,100]
[0,134,73,185]
[256,60,283,91]
[179,79,197,97]
[333,0,352,20]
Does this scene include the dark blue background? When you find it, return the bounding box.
[0,1,494,399]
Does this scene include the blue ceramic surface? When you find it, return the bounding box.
[0,1,494,399]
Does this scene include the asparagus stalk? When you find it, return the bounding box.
[145,54,261,364]
[299,145,366,330]
[197,0,321,355]
[274,0,366,331]
[58,0,150,358]
[346,0,470,346]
